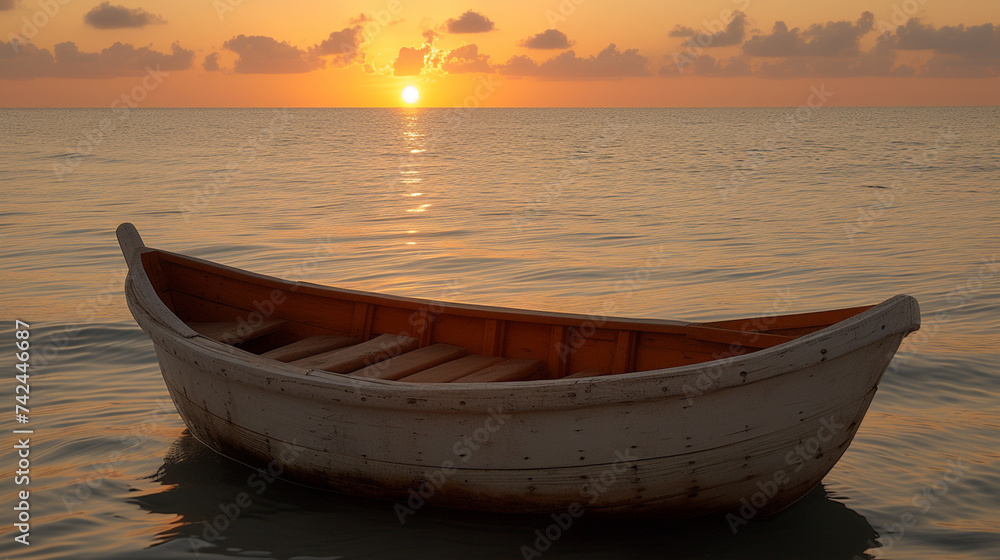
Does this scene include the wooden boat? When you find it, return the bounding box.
[117,223,920,518]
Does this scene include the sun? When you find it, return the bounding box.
[401,85,419,104]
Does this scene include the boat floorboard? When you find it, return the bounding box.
[265,331,552,383]
[454,359,545,383]
[260,335,359,362]
[354,343,469,380]
[290,334,420,373]
[190,318,286,345]
[399,355,506,383]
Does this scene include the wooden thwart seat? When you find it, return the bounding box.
[226,328,549,383]
[261,335,358,362]
[399,355,505,383]
[454,359,545,383]
[290,334,419,373]
[190,318,286,345]
[353,344,469,381]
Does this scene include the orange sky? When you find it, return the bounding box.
[1,0,998,106]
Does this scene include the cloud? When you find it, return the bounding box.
[892,20,999,55]
[750,29,897,77]
[315,26,365,65]
[445,10,495,34]
[393,45,429,76]
[682,11,749,49]
[500,55,540,76]
[316,26,363,55]
[223,35,323,74]
[520,29,574,50]
[710,11,749,47]
[0,40,193,79]
[223,26,368,73]
[920,55,998,77]
[84,2,166,29]
[669,25,697,38]
[442,44,493,73]
[743,12,875,57]
[0,0,16,10]
[664,29,915,78]
[889,19,999,77]
[203,52,220,72]
[422,29,439,44]
[662,14,997,78]
[500,44,650,78]
[0,42,54,79]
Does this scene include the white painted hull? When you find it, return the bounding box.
[119,225,920,517]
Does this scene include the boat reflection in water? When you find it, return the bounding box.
[131,432,880,560]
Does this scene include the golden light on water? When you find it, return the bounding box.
[402,86,419,104]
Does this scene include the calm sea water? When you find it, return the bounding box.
[0,107,997,560]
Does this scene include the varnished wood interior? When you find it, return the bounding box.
[142,249,874,382]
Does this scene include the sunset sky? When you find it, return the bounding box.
[1,0,998,106]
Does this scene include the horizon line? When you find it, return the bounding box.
[2,104,998,109]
